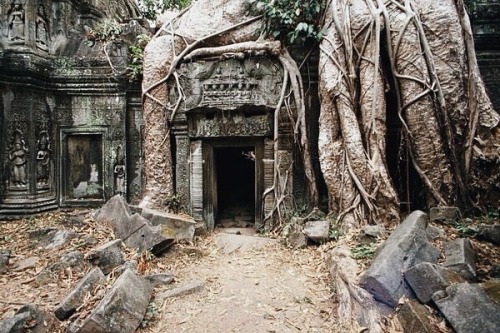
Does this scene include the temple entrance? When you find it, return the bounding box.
[215,146,255,227]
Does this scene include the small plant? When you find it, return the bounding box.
[127,33,151,81]
[86,19,122,44]
[164,194,183,214]
[350,243,375,260]
[53,57,76,75]
[452,220,477,238]
[140,300,159,328]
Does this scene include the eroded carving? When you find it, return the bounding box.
[36,132,51,187]
[8,1,24,42]
[36,4,49,50]
[9,130,28,189]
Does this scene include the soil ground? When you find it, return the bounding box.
[0,210,338,333]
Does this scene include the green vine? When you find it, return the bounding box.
[245,0,326,45]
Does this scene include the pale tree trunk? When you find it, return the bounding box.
[319,0,498,229]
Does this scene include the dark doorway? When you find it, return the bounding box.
[215,146,255,227]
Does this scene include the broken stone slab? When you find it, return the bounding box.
[303,220,330,243]
[432,282,500,333]
[429,206,460,224]
[359,211,441,307]
[361,224,388,239]
[54,267,106,321]
[397,300,437,333]
[0,304,59,333]
[29,229,76,250]
[444,238,476,281]
[404,262,464,303]
[159,279,205,300]
[139,207,196,242]
[476,224,500,245]
[69,269,152,333]
[12,256,39,272]
[426,224,446,241]
[146,272,175,287]
[286,230,308,249]
[122,214,175,255]
[215,234,276,254]
[95,196,176,256]
[37,251,86,285]
[0,249,10,274]
[85,239,125,275]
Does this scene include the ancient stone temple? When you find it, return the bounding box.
[0,0,145,217]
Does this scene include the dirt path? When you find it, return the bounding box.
[142,229,338,333]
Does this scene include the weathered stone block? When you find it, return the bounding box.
[444,238,476,281]
[13,256,39,272]
[404,262,464,303]
[140,207,196,242]
[159,279,205,300]
[0,305,59,333]
[71,269,152,333]
[397,300,436,333]
[303,220,330,243]
[37,251,86,285]
[85,239,124,275]
[94,195,132,239]
[433,283,500,333]
[476,224,500,245]
[55,267,105,320]
[429,206,460,224]
[286,230,308,249]
[359,211,441,307]
[123,214,175,255]
[146,273,175,287]
[0,250,10,274]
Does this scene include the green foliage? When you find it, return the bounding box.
[163,194,183,213]
[87,19,122,44]
[138,0,193,20]
[245,0,326,44]
[53,57,77,75]
[452,220,477,238]
[140,300,160,328]
[350,243,375,260]
[127,33,151,81]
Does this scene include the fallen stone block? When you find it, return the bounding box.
[139,207,196,242]
[444,238,476,281]
[37,251,86,285]
[0,305,59,333]
[123,214,175,255]
[0,249,10,274]
[429,206,460,224]
[85,239,124,275]
[476,224,500,245]
[433,282,500,333]
[359,211,441,307]
[69,269,152,333]
[361,225,388,239]
[30,229,76,250]
[303,220,330,243]
[397,300,436,333]
[13,256,39,272]
[146,273,175,287]
[95,196,176,256]
[286,230,308,249]
[55,267,106,320]
[160,279,204,300]
[404,262,464,303]
[426,224,446,241]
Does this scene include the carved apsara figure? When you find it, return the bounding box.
[36,133,51,186]
[8,1,24,42]
[9,132,28,187]
[35,5,48,49]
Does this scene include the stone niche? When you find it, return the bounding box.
[170,56,298,230]
[0,0,145,217]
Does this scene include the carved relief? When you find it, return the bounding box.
[7,1,24,42]
[113,145,125,195]
[35,4,49,50]
[36,131,51,187]
[8,129,28,189]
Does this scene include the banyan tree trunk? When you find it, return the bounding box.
[319,0,499,229]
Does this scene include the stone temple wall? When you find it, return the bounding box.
[0,0,146,217]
